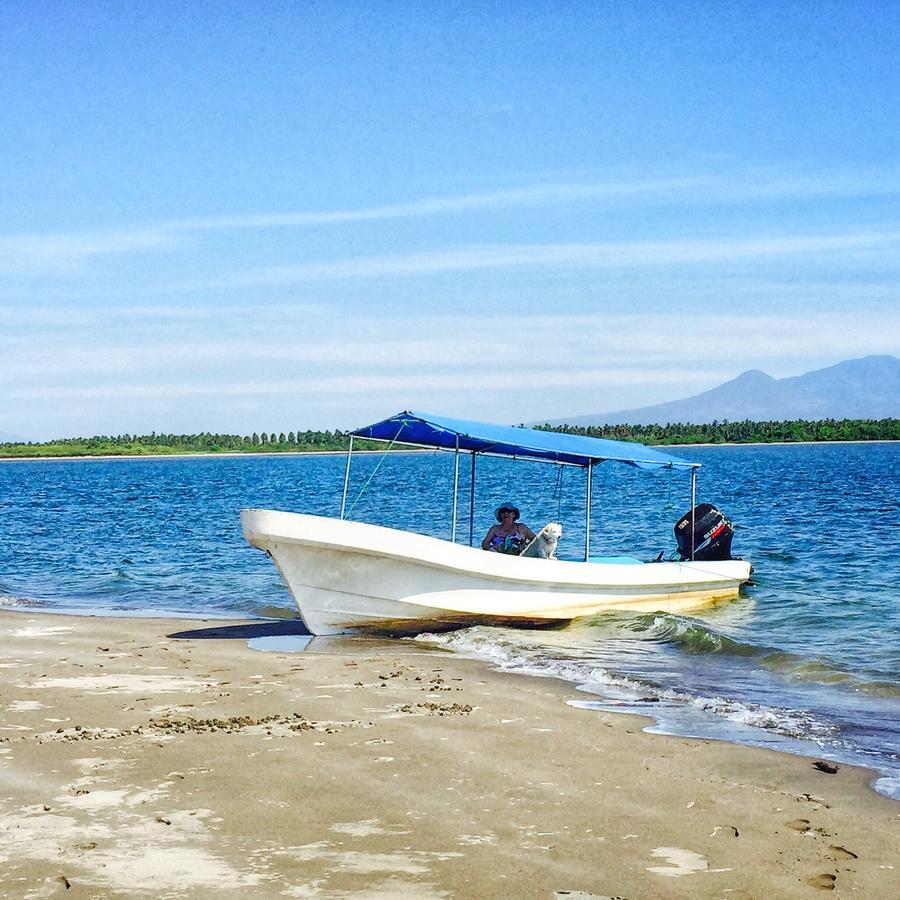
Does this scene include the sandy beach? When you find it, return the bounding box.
[0,610,897,898]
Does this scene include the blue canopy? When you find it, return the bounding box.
[352,410,699,471]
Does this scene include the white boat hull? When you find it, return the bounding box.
[241,509,752,636]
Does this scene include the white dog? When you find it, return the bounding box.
[520,522,562,559]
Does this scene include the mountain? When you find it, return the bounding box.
[543,356,900,426]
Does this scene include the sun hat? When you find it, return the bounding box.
[495,502,520,522]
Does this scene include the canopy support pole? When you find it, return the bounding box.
[469,452,477,546]
[690,467,697,560]
[340,435,354,520]
[584,462,593,561]
[451,435,460,542]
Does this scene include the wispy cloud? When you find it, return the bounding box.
[192,229,900,288]
[4,165,900,276]
[0,230,174,274]
[0,175,714,273]
[7,366,729,403]
[165,167,900,232]
[5,309,896,388]
[0,300,323,328]
[5,274,897,325]
[166,176,708,231]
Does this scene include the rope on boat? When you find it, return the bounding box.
[553,465,564,522]
[346,421,407,517]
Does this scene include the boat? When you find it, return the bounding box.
[241,411,752,635]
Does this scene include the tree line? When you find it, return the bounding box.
[0,418,897,458]
[535,418,900,444]
[0,430,384,458]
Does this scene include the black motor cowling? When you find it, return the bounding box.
[674,503,734,561]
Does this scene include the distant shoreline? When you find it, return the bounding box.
[0,439,896,463]
[0,448,426,463]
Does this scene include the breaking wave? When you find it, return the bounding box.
[585,612,900,697]
[620,612,764,656]
[415,615,900,801]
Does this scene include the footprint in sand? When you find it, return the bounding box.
[806,873,836,891]
[786,818,833,839]
[829,845,858,860]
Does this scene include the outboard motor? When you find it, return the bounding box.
[674,503,734,561]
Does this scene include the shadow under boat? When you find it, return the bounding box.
[168,619,312,641]
[168,614,569,643]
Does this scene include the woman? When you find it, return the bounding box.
[481,502,536,554]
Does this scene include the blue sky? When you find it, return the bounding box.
[2,1,899,441]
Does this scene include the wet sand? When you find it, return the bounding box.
[0,610,897,898]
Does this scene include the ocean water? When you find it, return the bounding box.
[1,444,898,798]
